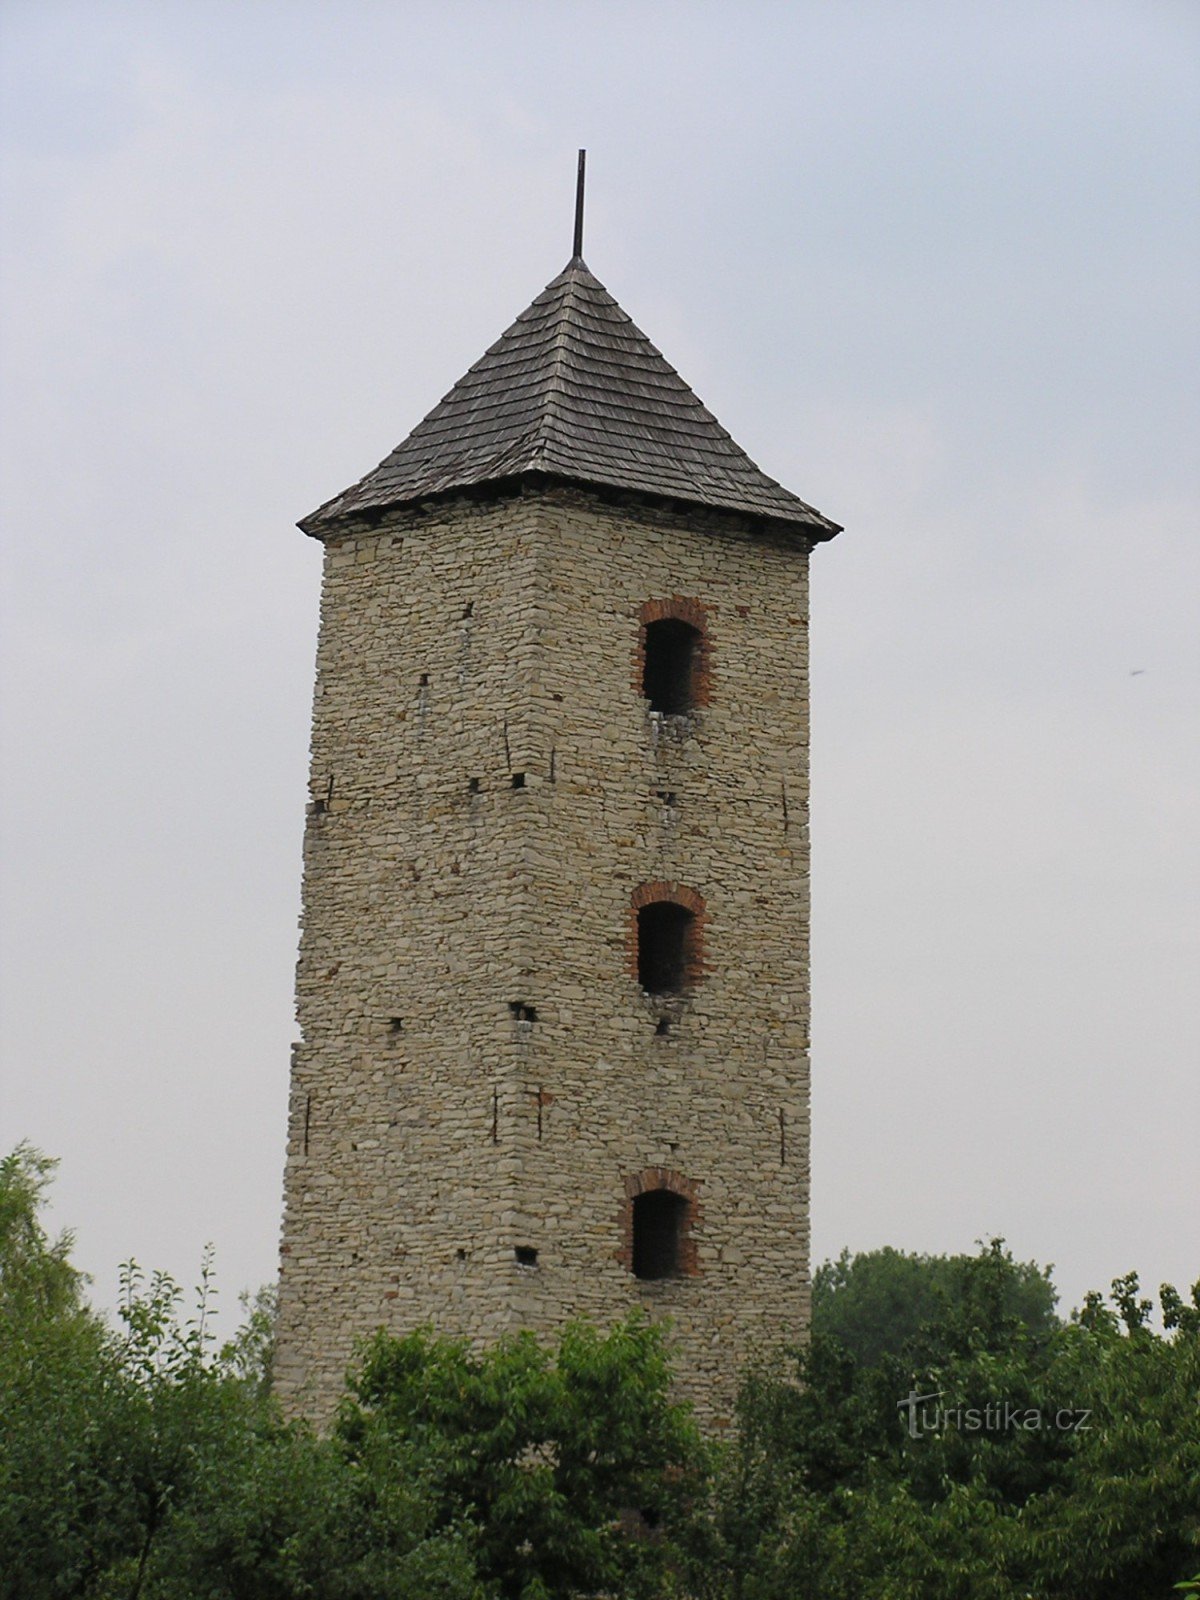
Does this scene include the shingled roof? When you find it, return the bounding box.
[299,256,841,540]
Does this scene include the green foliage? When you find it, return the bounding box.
[688,1242,1200,1599]
[341,1315,700,1599]
[812,1238,1058,1366]
[0,1150,478,1600]
[0,1142,86,1321]
[0,1146,697,1599]
[3,1151,1197,1598]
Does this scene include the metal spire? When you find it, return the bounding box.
[573,149,586,261]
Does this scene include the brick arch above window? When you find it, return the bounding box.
[617,1167,703,1278]
[630,880,706,917]
[635,596,713,711]
[640,595,709,632]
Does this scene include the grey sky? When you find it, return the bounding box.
[1,0,1196,1336]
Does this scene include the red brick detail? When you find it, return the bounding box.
[616,1167,703,1277]
[627,881,706,986]
[633,597,713,707]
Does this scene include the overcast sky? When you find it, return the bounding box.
[1,0,1197,1337]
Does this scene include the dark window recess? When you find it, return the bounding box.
[387,1017,404,1036]
[511,772,526,789]
[515,1245,538,1267]
[468,777,480,794]
[637,902,695,994]
[632,1190,688,1280]
[643,618,701,715]
[655,1017,671,1036]
[509,1002,538,1023]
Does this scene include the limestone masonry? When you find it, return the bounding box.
[274,251,841,1427]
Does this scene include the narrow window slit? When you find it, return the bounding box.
[509,1002,538,1023]
[511,772,526,789]
[515,1246,538,1267]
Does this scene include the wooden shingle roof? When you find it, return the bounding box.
[299,257,841,540]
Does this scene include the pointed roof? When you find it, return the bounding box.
[300,258,840,540]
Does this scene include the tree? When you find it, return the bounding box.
[340,1315,701,1600]
[812,1239,1058,1366]
[0,1144,125,1596]
[684,1243,1200,1600]
[0,1142,87,1321]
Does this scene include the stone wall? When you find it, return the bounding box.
[274,484,813,1428]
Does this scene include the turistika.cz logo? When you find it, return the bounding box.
[897,1389,1092,1440]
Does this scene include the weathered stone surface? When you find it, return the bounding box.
[275,484,815,1429]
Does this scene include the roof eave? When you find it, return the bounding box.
[297,470,841,543]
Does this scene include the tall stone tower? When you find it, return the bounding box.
[275,194,841,1426]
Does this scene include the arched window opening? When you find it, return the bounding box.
[637,901,695,994]
[643,618,701,715]
[632,1189,688,1280]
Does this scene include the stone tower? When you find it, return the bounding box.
[274,214,841,1427]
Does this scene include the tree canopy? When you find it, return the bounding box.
[2,1146,1197,1598]
[812,1240,1058,1365]
[691,1239,1200,1599]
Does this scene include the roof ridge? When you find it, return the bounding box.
[535,262,596,472]
[528,261,583,471]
